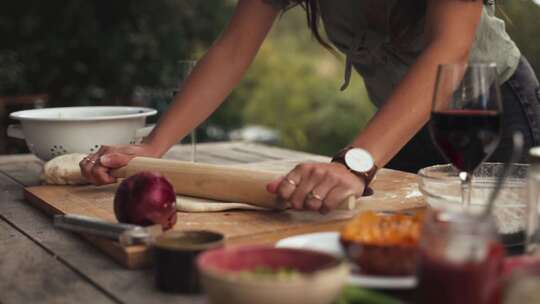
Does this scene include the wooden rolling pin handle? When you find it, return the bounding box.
[337,195,357,211]
[111,158,358,211]
[111,167,127,179]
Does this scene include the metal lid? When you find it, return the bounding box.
[154,230,224,251]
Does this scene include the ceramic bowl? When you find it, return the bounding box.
[339,211,423,276]
[196,245,349,304]
[8,106,157,161]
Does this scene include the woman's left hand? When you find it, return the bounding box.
[266,162,365,214]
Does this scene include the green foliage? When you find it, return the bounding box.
[335,286,401,304]
[0,0,233,105]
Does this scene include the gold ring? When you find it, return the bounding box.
[284,177,297,187]
[309,191,323,201]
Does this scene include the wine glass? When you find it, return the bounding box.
[428,62,503,209]
[173,60,197,162]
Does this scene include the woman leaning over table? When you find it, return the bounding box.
[81,0,540,213]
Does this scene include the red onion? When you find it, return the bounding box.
[114,172,177,230]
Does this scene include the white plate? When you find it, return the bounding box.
[275,232,417,289]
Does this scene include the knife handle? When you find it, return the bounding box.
[54,214,138,240]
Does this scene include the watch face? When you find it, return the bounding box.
[344,148,374,173]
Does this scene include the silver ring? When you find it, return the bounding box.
[89,159,97,165]
[284,177,297,187]
[308,191,323,201]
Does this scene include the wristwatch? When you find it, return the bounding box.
[331,146,378,193]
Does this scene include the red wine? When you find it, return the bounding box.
[429,110,501,172]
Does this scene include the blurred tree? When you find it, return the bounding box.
[0,0,233,105]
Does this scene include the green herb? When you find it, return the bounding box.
[335,287,402,304]
[238,266,300,279]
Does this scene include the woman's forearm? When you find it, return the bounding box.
[351,0,483,167]
[143,0,278,157]
[351,43,469,167]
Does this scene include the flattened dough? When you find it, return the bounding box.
[176,196,269,212]
[42,153,88,185]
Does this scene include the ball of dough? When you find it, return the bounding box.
[42,153,88,185]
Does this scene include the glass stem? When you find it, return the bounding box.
[459,171,473,210]
[190,129,197,163]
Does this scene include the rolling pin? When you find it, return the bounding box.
[111,157,357,210]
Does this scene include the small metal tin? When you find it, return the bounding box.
[153,230,224,294]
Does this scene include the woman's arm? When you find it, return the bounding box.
[143,0,279,156]
[352,0,483,167]
[82,0,279,185]
[268,0,484,213]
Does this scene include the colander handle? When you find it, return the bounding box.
[134,125,155,139]
[7,124,25,139]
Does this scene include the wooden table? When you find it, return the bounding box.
[0,142,420,303]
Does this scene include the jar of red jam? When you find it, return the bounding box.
[416,210,505,304]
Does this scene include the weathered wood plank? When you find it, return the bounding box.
[229,142,324,160]
[165,141,276,164]
[0,171,204,304]
[0,159,43,187]
[0,217,116,304]
[0,154,40,165]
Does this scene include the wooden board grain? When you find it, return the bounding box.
[23,162,425,269]
[0,218,117,304]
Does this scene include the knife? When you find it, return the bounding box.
[54,214,162,246]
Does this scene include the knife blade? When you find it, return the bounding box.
[53,214,162,246]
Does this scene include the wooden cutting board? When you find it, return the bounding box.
[24,160,425,269]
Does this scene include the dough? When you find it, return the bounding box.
[176,196,269,212]
[42,153,88,185]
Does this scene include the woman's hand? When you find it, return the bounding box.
[266,162,365,214]
[79,144,159,185]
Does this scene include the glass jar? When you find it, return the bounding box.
[416,210,505,304]
[527,147,540,255]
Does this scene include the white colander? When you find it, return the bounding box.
[8,106,157,161]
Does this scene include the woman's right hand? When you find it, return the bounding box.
[79,143,159,185]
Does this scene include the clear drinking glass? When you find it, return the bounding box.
[527,147,540,255]
[429,63,503,209]
[173,60,197,162]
